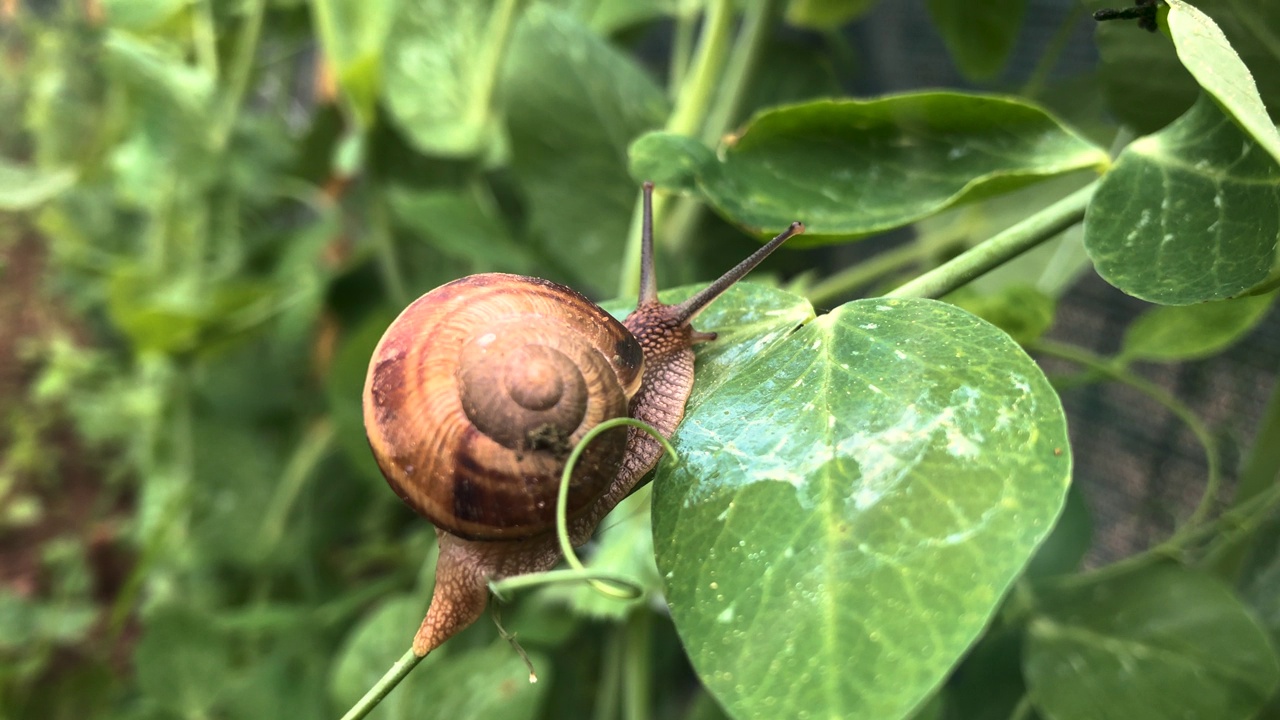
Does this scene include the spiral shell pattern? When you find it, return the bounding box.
[363,274,645,540]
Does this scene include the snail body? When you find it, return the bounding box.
[363,183,803,656]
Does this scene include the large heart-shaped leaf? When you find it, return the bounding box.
[654,294,1071,720]
[634,94,1107,245]
[1084,95,1280,305]
[1025,563,1280,720]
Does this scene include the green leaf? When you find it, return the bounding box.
[944,285,1056,346]
[654,295,1071,720]
[1166,0,1280,168]
[943,627,1028,720]
[1024,483,1091,579]
[327,310,399,484]
[386,184,536,273]
[310,0,399,127]
[628,131,713,193]
[188,417,287,564]
[573,0,677,34]
[402,642,548,719]
[330,596,425,709]
[1084,95,1280,305]
[101,0,189,30]
[102,31,216,198]
[668,93,1107,245]
[0,160,75,210]
[925,0,1026,81]
[501,5,669,293]
[1088,0,1280,134]
[784,0,880,29]
[1120,292,1275,362]
[383,0,512,157]
[1025,564,1280,720]
[105,269,276,355]
[136,605,235,717]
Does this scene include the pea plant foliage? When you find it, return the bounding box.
[4,1,1280,720]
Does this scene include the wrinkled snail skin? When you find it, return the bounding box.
[361,182,804,658]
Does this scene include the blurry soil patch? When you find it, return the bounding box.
[0,232,137,670]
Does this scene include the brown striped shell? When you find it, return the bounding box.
[362,273,645,541]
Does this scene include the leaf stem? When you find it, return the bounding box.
[211,0,266,152]
[1028,338,1245,589]
[1020,3,1088,98]
[488,568,645,597]
[619,0,736,296]
[594,623,625,720]
[666,0,777,256]
[1205,373,1280,578]
[468,0,524,133]
[1030,338,1221,530]
[257,419,335,551]
[807,241,931,307]
[700,0,775,146]
[369,189,409,306]
[668,4,697,98]
[193,0,220,81]
[337,648,425,720]
[556,417,675,599]
[622,610,653,720]
[666,0,734,139]
[884,182,1097,300]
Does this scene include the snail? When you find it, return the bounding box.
[363,182,804,656]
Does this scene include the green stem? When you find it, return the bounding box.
[556,418,675,599]
[620,0,736,296]
[699,0,775,145]
[1222,0,1280,60]
[1202,484,1280,569]
[622,610,653,720]
[468,0,524,131]
[1031,338,1221,530]
[1020,3,1087,99]
[211,0,266,152]
[338,648,425,720]
[1205,376,1280,578]
[665,0,734,138]
[668,6,697,98]
[885,182,1097,299]
[666,0,777,256]
[370,190,409,306]
[193,0,220,81]
[258,419,335,551]
[618,194,654,299]
[489,569,644,598]
[1008,694,1035,720]
[1048,483,1280,590]
[594,625,625,720]
[807,241,931,307]
[1234,375,1280,509]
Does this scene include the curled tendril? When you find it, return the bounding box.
[555,416,679,598]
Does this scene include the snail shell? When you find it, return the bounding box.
[363,273,645,540]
